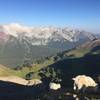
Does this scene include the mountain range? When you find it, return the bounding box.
[0,23,99,67]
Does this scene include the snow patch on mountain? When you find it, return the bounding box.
[0,23,96,45]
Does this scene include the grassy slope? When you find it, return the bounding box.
[64,48,90,58]
[0,58,54,79]
[14,59,54,78]
[0,44,59,68]
[0,48,92,78]
[0,41,99,79]
[0,64,14,76]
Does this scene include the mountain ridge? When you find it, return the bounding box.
[0,23,98,67]
[0,23,96,44]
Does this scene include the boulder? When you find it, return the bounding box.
[72,75,98,91]
[49,82,61,90]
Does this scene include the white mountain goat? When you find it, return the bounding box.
[72,75,98,92]
[49,82,61,90]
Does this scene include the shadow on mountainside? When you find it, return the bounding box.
[91,45,100,52]
[0,80,100,100]
[46,53,100,87]
[0,53,100,100]
[0,80,47,100]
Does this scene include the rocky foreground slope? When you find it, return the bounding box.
[0,76,41,86]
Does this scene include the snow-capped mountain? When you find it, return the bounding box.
[0,23,95,46]
[0,23,97,67]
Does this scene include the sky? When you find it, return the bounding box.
[0,0,100,33]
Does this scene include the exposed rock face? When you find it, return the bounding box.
[72,75,98,91]
[49,82,61,90]
[0,23,96,46]
[27,79,42,86]
[0,23,95,41]
[77,39,100,49]
[0,76,42,86]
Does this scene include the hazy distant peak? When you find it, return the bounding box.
[0,23,96,45]
[3,23,32,37]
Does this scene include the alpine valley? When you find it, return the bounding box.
[0,23,98,67]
